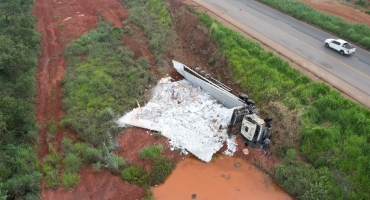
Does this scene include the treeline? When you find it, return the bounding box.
[256,0,370,50]
[198,11,370,199]
[0,0,42,199]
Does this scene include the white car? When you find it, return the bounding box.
[324,38,356,55]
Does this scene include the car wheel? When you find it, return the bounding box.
[325,43,329,48]
[340,50,344,55]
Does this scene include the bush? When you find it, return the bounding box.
[92,162,103,172]
[71,143,103,163]
[139,144,163,161]
[63,154,82,173]
[45,170,60,189]
[121,166,149,186]
[148,157,174,185]
[105,155,127,174]
[62,173,80,189]
[2,172,42,200]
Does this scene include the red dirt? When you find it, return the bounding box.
[33,0,370,199]
[300,0,370,27]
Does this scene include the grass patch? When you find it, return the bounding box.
[123,0,172,64]
[58,23,65,29]
[139,144,163,161]
[153,131,162,137]
[62,21,155,149]
[121,166,150,187]
[148,157,174,185]
[61,172,79,189]
[43,146,62,189]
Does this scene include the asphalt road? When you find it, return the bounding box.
[193,0,370,107]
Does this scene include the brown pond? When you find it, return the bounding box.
[152,156,292,200]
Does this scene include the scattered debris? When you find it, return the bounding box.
[117,60,273,162]
[64,17,72,20]
[243,148,249,155]
[117,78,236,162]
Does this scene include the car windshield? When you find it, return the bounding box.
[344,43,353,49]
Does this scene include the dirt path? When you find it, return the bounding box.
[32,0,147,198]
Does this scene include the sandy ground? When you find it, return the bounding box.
[32,0,370,199]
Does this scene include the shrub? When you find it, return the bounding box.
[92,162,103,172]
[71,143,102,163]
[121,166,149,186]
[136,57,151,70]
[63,154,82,173]
[45,170,60,189]
[62,173,80,189]
[148,157,174,185]
[105,155,127,173]
[139,145,163,161]
[62,137,72,156]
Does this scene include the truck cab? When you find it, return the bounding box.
[241,113,272,144]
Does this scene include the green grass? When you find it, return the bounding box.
[43,146,62,189]
[123,0,172,63]
[121,166,150,187]
[139,144,163,161]
[148,157,174,185]
[61,173,80,189]
[62,21,155,149]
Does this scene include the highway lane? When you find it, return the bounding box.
[195,0,370,106]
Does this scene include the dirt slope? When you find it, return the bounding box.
[32,0,370,199]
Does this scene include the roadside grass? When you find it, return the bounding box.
[121,0,172,65]
[256,0,370,50]
[198,11,370,199]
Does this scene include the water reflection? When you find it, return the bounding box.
[152,156,292,200]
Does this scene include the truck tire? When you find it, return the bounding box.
[325,43,329,48]
[340,50,344,55]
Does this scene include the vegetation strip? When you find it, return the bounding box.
[0,0,42,199]
[198,10,370,199]
[59,0,174,194]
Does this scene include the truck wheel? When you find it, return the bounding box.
[325,43,329,48]
[340,50,344,55]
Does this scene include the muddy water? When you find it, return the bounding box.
[152,156,292,200]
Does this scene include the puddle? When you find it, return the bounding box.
[151,156,292,200]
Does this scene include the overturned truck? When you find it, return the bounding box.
[173,60,272,147]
